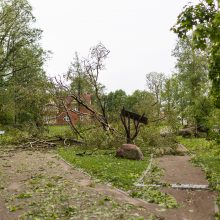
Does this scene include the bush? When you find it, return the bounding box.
[45,125,73,138]
[0,127,29,145]
[208,126,220,143]
[83,127,124,149]
[135,126,177,156]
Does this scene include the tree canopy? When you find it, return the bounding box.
[0,0,49,126]
[171,0,220,107]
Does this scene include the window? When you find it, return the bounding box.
[63,115,70,122]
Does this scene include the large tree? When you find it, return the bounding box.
[171,0,220,107]
[163,37,213,129]
[0,0,49,126]
[146,72,166,118]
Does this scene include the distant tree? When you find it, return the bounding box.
[66,53,94,96]
[172,38,209,102]
[171,0,220,107]
[146,72,166,117]
[105,89,157,122]
[162,77,180,129]
[124,90,156,122]
[105,89,127,121]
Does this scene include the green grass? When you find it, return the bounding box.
[44,125,72,137]
[177,137,211,152]
[58,148,149,189]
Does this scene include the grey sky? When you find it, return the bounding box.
[29,0,195,94]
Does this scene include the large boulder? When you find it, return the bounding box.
[116,144,144,160]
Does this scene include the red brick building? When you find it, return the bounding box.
[44,94,92,125]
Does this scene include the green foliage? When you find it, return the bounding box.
[162,78,180,132]
[16,193,32,199]
[193,96,214,127]
[163,37,214,129]
[131,187,179,209]
[0,0,50,126]
[7,205,22,212]
[146,72,166,118]
[106,89,127,121]
[135,126,177,156]
[105,89,156,123]
[207,108,220,141]
[83,127,123,149]
[126,90,156,118]
[172,0,220,108]
[0,127,29,145]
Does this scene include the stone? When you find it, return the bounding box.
[116,144,144,160]
[178,128,194,138]
[176,144,188,155]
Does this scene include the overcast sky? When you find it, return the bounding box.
[28,0,195,94]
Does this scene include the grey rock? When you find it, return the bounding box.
[116,144,144,160]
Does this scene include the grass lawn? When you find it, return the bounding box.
[58,148,149,190]
[45,125,72,137]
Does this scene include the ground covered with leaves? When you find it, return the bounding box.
[0,150,159,220]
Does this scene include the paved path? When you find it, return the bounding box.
[155,155,216,220]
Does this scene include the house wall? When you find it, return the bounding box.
[56,111,79,125]
[44,94,92,125]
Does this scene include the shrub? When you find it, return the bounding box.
[83,127,124,149]
[0,127,29,145]
[135,126,177,156]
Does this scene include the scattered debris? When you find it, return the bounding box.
[17,137,84,149]
[134,183,210,190]
[0,130,5,135]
